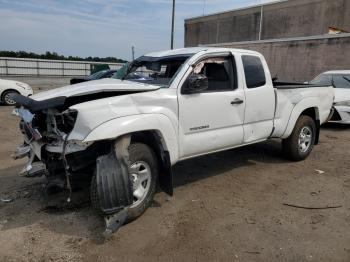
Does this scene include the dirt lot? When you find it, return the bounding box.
[0,77,350,262]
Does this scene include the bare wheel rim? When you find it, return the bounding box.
[129,161,151,208]
[4,93,16,105]
[298,126,312,153]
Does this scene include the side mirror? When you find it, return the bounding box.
[182,73,209,94]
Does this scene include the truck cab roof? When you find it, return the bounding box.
[144,47,262,58]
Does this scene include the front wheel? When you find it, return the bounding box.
[282,115,316,161]
[91,143,158,222]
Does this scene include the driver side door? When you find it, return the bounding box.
[178,54,245,159]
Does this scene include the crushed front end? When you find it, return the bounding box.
[11,93,134,234]
[12,105,101,195]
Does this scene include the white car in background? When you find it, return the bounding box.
[0,79,33,105]
[310,71,350,124]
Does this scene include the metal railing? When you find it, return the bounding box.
[0,57,125,77]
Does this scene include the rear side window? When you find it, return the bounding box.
[333,75,350,89]
[242,55,266,88]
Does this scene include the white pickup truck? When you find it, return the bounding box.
[11,47,334,228]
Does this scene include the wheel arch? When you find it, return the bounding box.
[90,130,174,197]
[282,99,320,142]
[80,114,177,196]
[81,114,179,163]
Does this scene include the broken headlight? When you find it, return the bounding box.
[55,109,78,134]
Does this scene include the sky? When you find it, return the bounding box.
[0,0,276,60]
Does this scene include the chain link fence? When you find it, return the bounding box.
[0,57,125,77]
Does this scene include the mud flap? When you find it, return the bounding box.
[96,137,133,234]
[159,151,173,196]
[315,120,320,145]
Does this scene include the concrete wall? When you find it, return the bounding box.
[209,34,350,82]
[185,0,350,47]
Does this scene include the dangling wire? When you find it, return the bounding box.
[61,134,72,203]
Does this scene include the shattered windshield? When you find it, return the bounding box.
[113,55,193,87]
[88,70,108,80]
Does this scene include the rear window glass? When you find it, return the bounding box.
[242,55,266,88]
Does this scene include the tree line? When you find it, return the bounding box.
[0,50,128,63]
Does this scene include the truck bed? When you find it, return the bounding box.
[271,84,334,138]
[273,81,331,89]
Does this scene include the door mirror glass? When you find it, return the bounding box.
[183,73,208,94]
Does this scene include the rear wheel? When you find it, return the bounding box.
[2,90,18,105]
[91,143,158,222]
[282,115,316,161]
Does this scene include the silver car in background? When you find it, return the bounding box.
[310,71,350,124]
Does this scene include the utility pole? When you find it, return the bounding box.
[171,0,175,49]
[202,0,206,16]
[131,46,135,61]
[258,2,264,40]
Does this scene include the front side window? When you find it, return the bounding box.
[242,55,266,88]
[333,75,350,89]
[190,56,236,92]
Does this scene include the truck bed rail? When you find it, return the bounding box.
[273,81,332,89]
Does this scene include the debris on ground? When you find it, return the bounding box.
[283,203,342,210]
[0,198,13,203]
[245,217,256,224]
[315,169,325,174]
[245,251,261,255]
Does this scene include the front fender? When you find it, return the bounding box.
[282,97,320,139]
[83,114,179,164]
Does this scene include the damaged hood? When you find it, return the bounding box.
[32,78,160,101]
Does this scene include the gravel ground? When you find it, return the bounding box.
[0,77,349,262]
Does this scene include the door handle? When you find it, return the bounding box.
[231,98,244,105]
